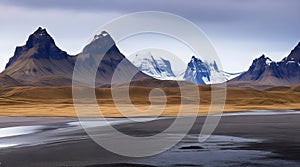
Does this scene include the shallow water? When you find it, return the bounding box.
[0,117,161,149]
[0,143,19,148]
[133,134,299,166]
[1,110,300,150]
[218,110,300,116]
[0,125,45,138]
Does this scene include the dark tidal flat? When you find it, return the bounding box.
[0,111,300,167]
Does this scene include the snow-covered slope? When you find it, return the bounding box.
[129,52,176,80]
[222,71,244,81]
[182,56,235,84]
[183,56,211,84]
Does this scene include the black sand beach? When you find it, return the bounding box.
[0,111,300,166]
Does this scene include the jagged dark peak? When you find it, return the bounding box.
[247,54,270,74]
[191,55,202,61]
[187,56,209,73]
[5,27,71,69]
[93,31,111,40]
[35,27,47,35]
[24,27,69,60]
[25,27,55,48]
[258,54,271,60]
[253,54,272,65]
[189,56,205,66]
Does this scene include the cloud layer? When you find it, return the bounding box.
[0,0,299,72]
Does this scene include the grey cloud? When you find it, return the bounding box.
[1,0,299,22]
[0,0,299,72]
[1,0,299,38]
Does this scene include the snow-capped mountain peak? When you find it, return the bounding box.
[183,56,211,84]
[93,31,109,41]
[183,56,232,84]
[130,51,176,80]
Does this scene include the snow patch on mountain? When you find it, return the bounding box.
[222,71,244,80]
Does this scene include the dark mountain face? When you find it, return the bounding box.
[240,55,270,81]
[1,28,150,86]
[230,42,300,87]
[3,27,75,84]
[285,42,300,62]
[75,31,150,86]
[6,27,72,68]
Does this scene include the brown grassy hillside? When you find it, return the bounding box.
[0,84,299,117]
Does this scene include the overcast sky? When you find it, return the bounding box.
[0,0,299,72]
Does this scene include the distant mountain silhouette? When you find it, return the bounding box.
[228,42,300,88]
[1,27,150,86]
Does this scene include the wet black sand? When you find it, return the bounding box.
[0,112,300,166]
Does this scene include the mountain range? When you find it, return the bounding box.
[130,43,300,88]
[130,53,242,84]
[0,27,299,89]
[1,27,149,86]
[228,42,300,88]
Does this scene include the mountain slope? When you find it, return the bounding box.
[0,74,20,86]
[229,42,300,88]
